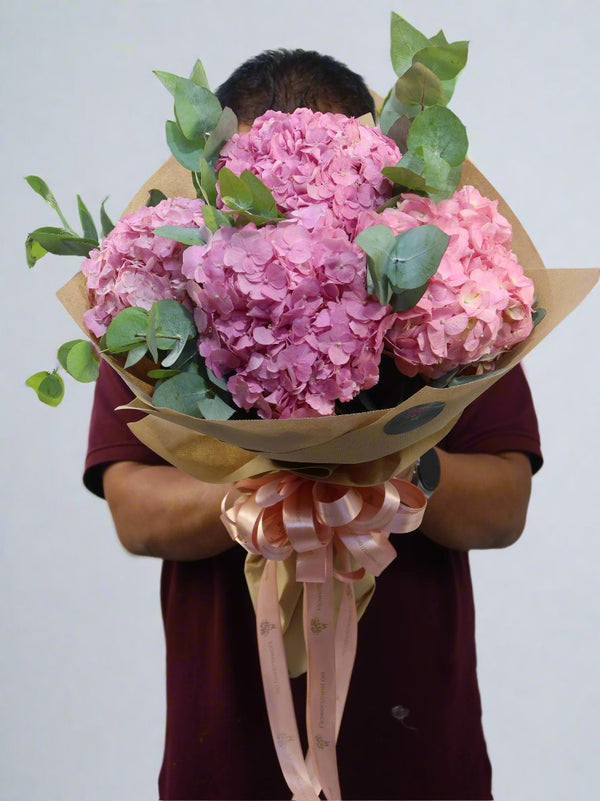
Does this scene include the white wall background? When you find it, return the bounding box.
[1,1,598,799]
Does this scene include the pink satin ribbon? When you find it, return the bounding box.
[221,472,427,800]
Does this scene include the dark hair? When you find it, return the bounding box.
[215,49,375,124]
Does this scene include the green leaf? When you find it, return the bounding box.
[199,159,218,205]
[429,29,448,47]
[25,175,75,233]
[385,225,449,290]
[197,392,236,420]
[146,299,196,366]
[124,343,148,368]
[241,170,280,217]
[203,106,238,164]
[27,227,98,257]
[202,204,232,233]
[390,13,430,77]
[99,197,114,236]
[77,195,99,242]
[165,120,205,172]
[532,306,546,327]
[385,114,412,153]
[355,225,396,301]
[218,167,253,210]
[154,69,180,97]
[147,368,181,380]
[146,188,167,207]
[379,87,421,135]
[394,61,447,108]
[174,80,222,140]
[26,371,64,406]
[391,283,430,311]
[57,339,84,370]
[152,372,210,417]
[154,224,206,246]
[64,340,99,382]
[413,41,469,81]
[381,165,428,192]
[25,236,47,268]
[407,105,468,167]
[189,59,210,89]
[105,307,149,353]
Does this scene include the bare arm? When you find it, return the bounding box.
[419,449,533,551]
[103,461,234,560]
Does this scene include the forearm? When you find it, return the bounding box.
[419,449,532,551]
[103,461,234,560]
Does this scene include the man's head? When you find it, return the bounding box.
[215,49,376,126]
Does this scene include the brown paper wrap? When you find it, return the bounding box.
[57,156,598,675]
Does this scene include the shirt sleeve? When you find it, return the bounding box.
[440,363,543,474]
[83,361,167,498]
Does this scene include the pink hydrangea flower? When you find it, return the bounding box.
[217,109,401,238]
[81,197,206,336]
[182,221,390,419]
[357,186,535,378]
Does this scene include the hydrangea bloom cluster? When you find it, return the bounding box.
[182,221,390,418]
[358,186,535,378]
[217,109,401,238]
[82,197,206,336]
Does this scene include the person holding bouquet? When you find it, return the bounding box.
[83,49,542,801]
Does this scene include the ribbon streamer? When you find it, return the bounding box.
[221,472,427,800]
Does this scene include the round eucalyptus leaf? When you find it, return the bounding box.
[105,307,149,353]
[65,340,99,383]
[407,106,468,167]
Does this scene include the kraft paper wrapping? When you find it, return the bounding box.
[56,157,598,676]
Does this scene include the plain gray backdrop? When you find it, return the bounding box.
[2,1,598,799]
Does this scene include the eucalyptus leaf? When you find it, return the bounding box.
[76,195,98,242]
[428,29,449,47]
[174,80,222,141]
[449,365,506,386]
[390,13,430,77]
[25,175,75,233]
[385,224,449,290]
[25,236,47,268]
[202,205,232,232]
[240,170,280,217]
[218,167,253,210]
[57,339,84,370]
[105,307,149,353]
[394,62,447,108]
[381,165,428,192]
[147,368,181,379]
[197,392,236,420]
[413,41,469,81]
[154,224,206,246]
[165,120,205,172]
[100,197,114,236]
[199,159,218,206]
[154,69,180,97]
[189,59,210,89]
[532,306,546,327]
[203,107,238,164]
[147,188,167,207]
[386,114,412,153]
[124,343,148,368]
[147,299,196,365]
[27,227,98,257]
[26,371,64,406]
[152,372,210,417]
[379,84,420,134]
[407,105,468,167]
[391,282,430,311]
[65,340,99,382]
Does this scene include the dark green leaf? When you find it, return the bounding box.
[99,197,114,237]
[77,195,99,242]
[154,224,206,246]
[147,368,181,379]
[105,307,149,353]
[240,170,280,218]
[174,80,222,141]
[391,283,430,311]
[394,62,447,108]
[146,188,167,207]
[27,227,98,257]
[390,13,430,77]
[381,165,428,192]
[407,105,468,167]
[203,107,238,164]
[379,84,420,135]
[386,114,412,153]
[532,306,546,327]
[189,59,210,89]
[65,340,99,382]
[25,235,47,268]
[165,120,206,172]
[449,365,506,386]
[147,299,196,366]
[413,41,469,81]
[199,159,218,206]
[26,371,64,406]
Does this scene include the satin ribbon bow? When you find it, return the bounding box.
[221,471,427,801]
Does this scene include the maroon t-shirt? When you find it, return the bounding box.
[85,362,542,801]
